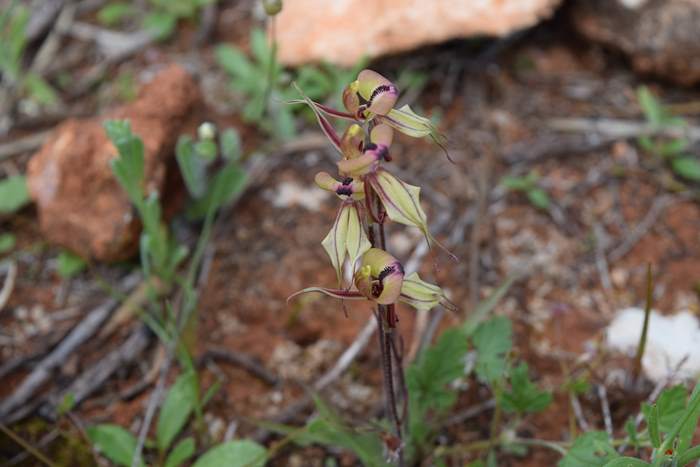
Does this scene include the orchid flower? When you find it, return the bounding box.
[314,172,371,285]
[293,69,448,152]
[289,248,452,313]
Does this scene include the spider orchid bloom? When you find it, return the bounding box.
[353,248,404,305]
[315,172,371,285]
[338,124,394,177]
[364,168,456,259]
[288,248,452,313]
[343,69,399,119]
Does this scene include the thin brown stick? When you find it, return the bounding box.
[200,348,279,386]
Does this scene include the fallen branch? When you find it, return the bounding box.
[39,325,152,420]
[0,273,140,421]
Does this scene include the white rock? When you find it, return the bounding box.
[606,307,700,382]
[274,0,562,66]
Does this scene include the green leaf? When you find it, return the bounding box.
[641,402,660,448]
[176,136,207,198]
[249,28,271,66]
[638,86,664,127]
[500,363,552,414]
[558,431,618,467]
[194,140,217,161]
[23,73,57,105]
[86,424,142,467]
[192,440,267,467]
[156,371,197,452]
[654,385,687,433]
[208,161,247,210]
[97,2,136,25]
[215,45,256,83]
[671,156,700,181]
[143,12,177,40]
[56,250,87,279]
[301,395,389,467]
[657,138,689,158]
[602,458,650,467]
[0,233,16,254]
[678,445,700,466]
[624,417,639,449]
[105,120,145,205]
[0,175,30,214]
[527,188,550,210]
[56,393,76,417]
[407,328,468,450]
[164,437,195,467]
[501,175,532,191]
[472,316,512,383]
[220,128,241,162]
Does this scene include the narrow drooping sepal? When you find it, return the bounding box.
[287,287,366,303]
[399,272,456,312]
[291,84,344,153]
[321,202,371,285]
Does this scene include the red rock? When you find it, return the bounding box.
[27,65,200,262]
[572,0,700,86]
[274,0,562,66]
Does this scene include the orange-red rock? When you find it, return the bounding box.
[27,65,200,262]
[274,0,562,66]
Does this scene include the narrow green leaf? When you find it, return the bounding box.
[142,12,176,40]
[97,2,136,25]
[164,437,195,467]
[156,371,197,452]
[176,136,207,198]
[220,129,241,162]
[192,440,267,467]
[462,276,515,336]
[671,157,700,181]
[643,403,661,448]
[86,424,141,467]
[527,188,550,210]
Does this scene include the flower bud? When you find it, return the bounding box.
[354,248,404,305]
[262,0,283,15]
[197,122,216,141]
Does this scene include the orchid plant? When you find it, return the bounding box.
[290,69,456,463]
